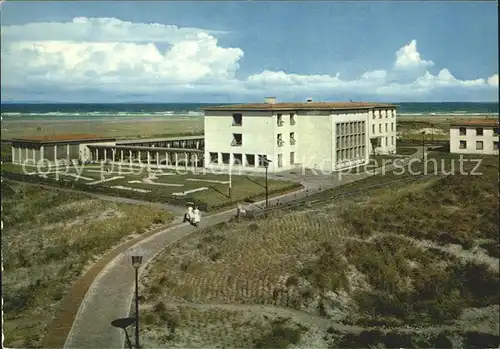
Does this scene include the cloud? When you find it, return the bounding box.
[0,18,497,102]
[393,39,434,70]
[0,17,226,43]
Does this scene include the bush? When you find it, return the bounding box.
[253,323,302,349]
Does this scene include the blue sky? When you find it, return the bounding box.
[1,1,498,103]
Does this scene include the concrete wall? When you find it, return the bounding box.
[297,111,332,172]
[450,126,499,155]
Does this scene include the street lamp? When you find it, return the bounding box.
[262,156,272,208]
[421,131,425,163]
[130,248,143,349]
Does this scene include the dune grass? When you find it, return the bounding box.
[138,152,499,348]
[2,180,174,348]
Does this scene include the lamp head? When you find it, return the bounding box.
[127,247,144,269]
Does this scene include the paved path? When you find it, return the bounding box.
[63,149,424,349]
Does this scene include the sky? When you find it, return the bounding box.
[1,1,498,103]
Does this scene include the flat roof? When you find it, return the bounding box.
[11,133,115,143]
[87,144,204,153]
[202,101,397,111]
[451,119,499,127]
[117,135,204,144]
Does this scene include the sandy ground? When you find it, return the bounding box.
[2,114,496,140]
[1,116,204,140]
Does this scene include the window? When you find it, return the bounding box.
[290,113,296,125]
[379,124,382,133]
[336,137,340,148]
[221,153,230,164]
[391,123,394,132]
[372,112,376,119]
[459,140,467,149]
[277,114,284,126]
[385,110,388,118]
[232,133,242,146]
[476,128,483,136]
[210,152,218,164]
[379,111,382,119]
[245,154,255,166]
[494,141,499,149]
[277,133,284,146]
[290,152,295,164]
[233,153,243,165]
[372,124,375,134]
[385,137,388,146]
[278,154,283,167]
[290,132,296,145]
[495,128,500,135]
[459,127,466,136]
[476,141,483,150]
[385,123,388,132]
[336,150,341,162]
[232,113,242,126]
[392,136,394,145]
[387,110,392,118]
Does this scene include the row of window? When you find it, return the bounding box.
[371,122,394,134]
[336,134,366,149]
[459,140,499,150]
[232,132,296,147]
[372,110,395,119]
[374,136,395,147]
[232,113,297,127]
[337,121,366,135]
[209,152,294,167]
[458,127,500,136]
[336,146,366,163]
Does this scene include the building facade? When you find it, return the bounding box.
[450,120,499,155]
[203,98,397,173]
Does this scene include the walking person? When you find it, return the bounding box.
[184,205,194,223]
[193,206,201,227]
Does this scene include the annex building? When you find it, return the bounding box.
[449,119,499,155]
[11,134,116,165]
[203,97,398,173]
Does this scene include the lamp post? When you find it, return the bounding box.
[130,249,143,349]
[421,131,425,163]
[262,157,272,208]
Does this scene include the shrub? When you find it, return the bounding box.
[253,323,302,349]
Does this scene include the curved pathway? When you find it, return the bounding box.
[54,149,424,349]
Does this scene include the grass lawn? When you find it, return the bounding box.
[2,180,174,348]
[2,163,300,210]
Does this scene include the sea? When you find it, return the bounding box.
[1,102,498,121]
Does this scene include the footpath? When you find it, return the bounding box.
[59,149,423,349]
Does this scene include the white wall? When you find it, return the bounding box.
[297,111,332,172]
[450,126,499,155]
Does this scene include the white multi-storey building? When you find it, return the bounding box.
[450,119,499,155]
[203,98,397,173]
